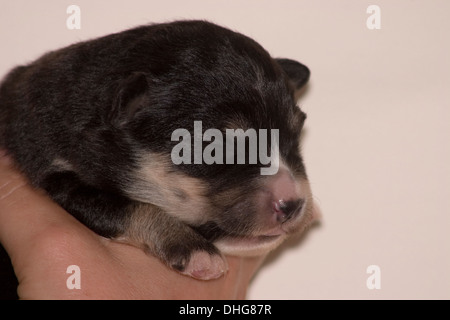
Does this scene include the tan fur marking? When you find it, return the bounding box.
[116,202,170,251]
[124,153,210,225]
[51,158,74,171]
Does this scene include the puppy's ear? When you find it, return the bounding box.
[275,58,310,97]
[110,72,148,127]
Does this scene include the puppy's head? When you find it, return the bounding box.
[111,21,315,255]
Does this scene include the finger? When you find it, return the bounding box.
[0,153,80,268]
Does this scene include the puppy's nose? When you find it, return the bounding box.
[273,199,304,223]
[268,167,305,223]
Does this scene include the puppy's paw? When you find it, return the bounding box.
[166,244,227,280]
[122,203,228,280]
[181,251,227,280]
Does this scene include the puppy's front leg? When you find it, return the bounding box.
[40,171,226,280]
[121,203,227,280]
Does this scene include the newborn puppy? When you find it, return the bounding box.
[0,20,314,280]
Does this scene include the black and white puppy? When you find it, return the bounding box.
[0,20,315,280]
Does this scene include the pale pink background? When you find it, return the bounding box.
[1,0,449,299]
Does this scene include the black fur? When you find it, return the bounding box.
[0,20,311,295]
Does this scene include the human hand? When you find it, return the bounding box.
[0,151,265,299]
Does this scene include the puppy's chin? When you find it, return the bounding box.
[215,199,322,257]
[214,233,287,257]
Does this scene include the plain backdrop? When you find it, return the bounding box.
[1,0,449,299]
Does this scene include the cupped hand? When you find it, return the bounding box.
[0,151,264,299]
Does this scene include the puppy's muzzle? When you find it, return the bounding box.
[259,166,309,235]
